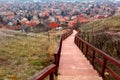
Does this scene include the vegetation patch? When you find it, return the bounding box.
[78,15,120,60]
[0,29,59,80]
[77,15,120,80]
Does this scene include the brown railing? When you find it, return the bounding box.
[30,29,73,80]
[74,34,120,80]
[30,64,56,80]
[54,29,73,76]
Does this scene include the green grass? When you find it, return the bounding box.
[0,29,59,80]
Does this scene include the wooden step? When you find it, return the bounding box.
[58,76,103,80]
[58,30,103,80]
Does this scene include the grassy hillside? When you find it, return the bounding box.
[79,15,120,60]
[80,15,120,32]
[78,15,120,80]
[0,29,59,80]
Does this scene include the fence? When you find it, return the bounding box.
[74,34,120,80]
[30,29,73,80]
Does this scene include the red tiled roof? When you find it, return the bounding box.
[68,15,90,27]
[25,20,36,27]
[48,22,60,28]
[56,16,66,22]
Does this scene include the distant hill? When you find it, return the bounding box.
[80,15,120,32]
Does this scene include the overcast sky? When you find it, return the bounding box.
[0,0,119,2]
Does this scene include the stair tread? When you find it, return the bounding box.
[58,76,103,80]
[58,30,103,80]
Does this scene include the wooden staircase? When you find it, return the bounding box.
[58,30,102,80]
[31,29,120,80]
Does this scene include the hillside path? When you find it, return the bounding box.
[58,30,103,80]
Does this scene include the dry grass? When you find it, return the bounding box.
[78,15,120,60]
[80,15,120,32]
[0,29,59,80]
[78,15,120,80]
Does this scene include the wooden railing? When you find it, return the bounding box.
[30,29,73,80]
[30,64,56,80]
[54,29,73,76]
[74,34,120,80]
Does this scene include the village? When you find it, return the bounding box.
[0,1,120,32]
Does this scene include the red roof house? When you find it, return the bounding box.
[48,22,60,28]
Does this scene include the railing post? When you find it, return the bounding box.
[101,58,107,78]
[82,42,84,52]
[76,37,78,46]
[50,72,54,80]
[78,39,80,48]
[54,54,58,76]
[85,45,88,57]
[74,36,76,44]
[76,37,78,45]
[62,34,64,41]
[79,39,81,49]
[76,38,79,47]
[76,37,77,45]
[92,50,95,67]
[78,38,79,47]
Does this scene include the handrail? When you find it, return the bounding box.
[54,35,62,76]
[54,29,73,75]
[74,34,120,80]
[30,29,73,80]
[30,64,56,80]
